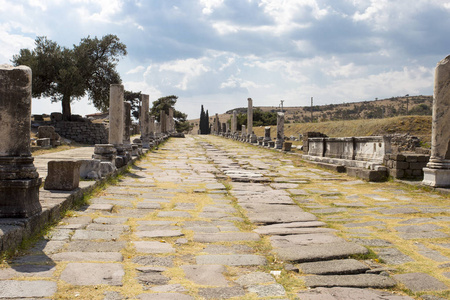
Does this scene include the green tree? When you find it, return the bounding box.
[12,35,127,120]
[150,95,191,133]
[199,105,209,134]
[124,90,142,120]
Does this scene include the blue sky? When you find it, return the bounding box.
[1,0,449,119]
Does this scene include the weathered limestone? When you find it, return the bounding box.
[168,108,174,133]
[232,110,237,134]
[123,102,131,145]
[108,84,124,147]
[140,94,150,148]
[423,55,450,188]
[160,110,167,134]
[0,64,42,218]
[241,125,246,141]
[247,98,253,139]
[264,127,271,143]
[37,126,61,147]
[92,144,117,170]
[149,115,155,140]
[275,112,284,149]
[44,160,81,191]
[215,113,220,134]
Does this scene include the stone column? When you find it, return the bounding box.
[140,94,150,148]
[232,110,237,134]
[215,113,220,134]
[149,115,155,139]
[241,125,246,141]
[108,84,124,147]
[0,65,42,217]
[275,112,285,149]
[423,55,450,187]
[160,110,167,134]
[123,102,131,145]
[165,111,171,134]
[225,122,230,136]
[247,98,253,137]
[264,126,272,146]
[222,123,226,134]
[168,108,174,132]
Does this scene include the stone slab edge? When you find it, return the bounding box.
[0,142,160,254]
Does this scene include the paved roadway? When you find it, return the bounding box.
[0,135,449,299]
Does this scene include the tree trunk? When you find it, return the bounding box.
[62,94,72,121]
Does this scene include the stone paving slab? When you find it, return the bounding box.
[247,212,317,224]
[372,247,414,265]
[193,232,260,242]
[181,265,229,286]
[60,263,124,286]
[138,292,194,299]
[136,230,184,238]
[304,274,396,288]
[298,259,370,275]
[270,234,344,247]
[198,286,246,299]
[274,242,368,262]
[297,287,414,300]
[133,241,175,253]
[0,280,57,298]
[196,254,267,266]
[50,252,123,262]
[0,265,56,279]
[393,272,448,292]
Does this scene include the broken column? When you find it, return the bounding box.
[0,64,42,218]
[275,112,285,149]
[109,84,127,167]
[241,125,246,141]
[423,55,450,188]
[149,115,155,145]
[109,84,124,147]
[232,110,237,135]
[264,126,272,146]
[168,107,174,133]
[123,102,131,145]
[140,94,150,148]
[247,98,257,143]
[215,113,220,135]
[160,110,167,134]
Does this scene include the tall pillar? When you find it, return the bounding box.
[275,112,285,149]
[123,102,131,145]
[215,113,220,134]
[264,127,272,142]
[423,55,450,187]
[140,94,150,148]
[0,65,42,218]
[241,125,246,140]
[168,108,174,132]
[108,84,124,147]
[149,115,155,139]
[232,110,237,134]
[160,110,167,134]
[247,98,253,136]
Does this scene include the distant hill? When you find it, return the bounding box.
[188,95,432,134]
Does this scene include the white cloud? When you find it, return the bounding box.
[126,65,145,74]
[200,0,224,15]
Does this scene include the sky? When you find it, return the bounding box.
[1,0,449,119]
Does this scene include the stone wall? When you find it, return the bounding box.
[384,154,430,179]
[54,121,108,144]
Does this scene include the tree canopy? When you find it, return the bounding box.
[199,105,210,134]
[12,34,127,120]
[150,95,192,133]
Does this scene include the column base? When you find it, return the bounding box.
[0,178,42,218]
[422,168,450,188]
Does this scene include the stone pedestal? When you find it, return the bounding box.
[250,134,257,144]
[276,112,285,149]
[93,144,117,166]
[44,160,81,191]
[140,94,150,148]
[0,65,42,218]
[241,125,246,141]
[423,55,450,188]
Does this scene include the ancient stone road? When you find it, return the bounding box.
[0,135,449,299]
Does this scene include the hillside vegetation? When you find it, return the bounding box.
[253,115,432,143]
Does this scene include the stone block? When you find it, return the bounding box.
[405,155,418,163]
[44,160,81,191]
[79,159,101,179]
[36,138,51,148]
[393,161,409,169]
[423,168,450,188]
[282,142,292,151]
[389,169,405,179]
[390,154,406,161]
[346,167,388,182]
[410,162,426,170]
